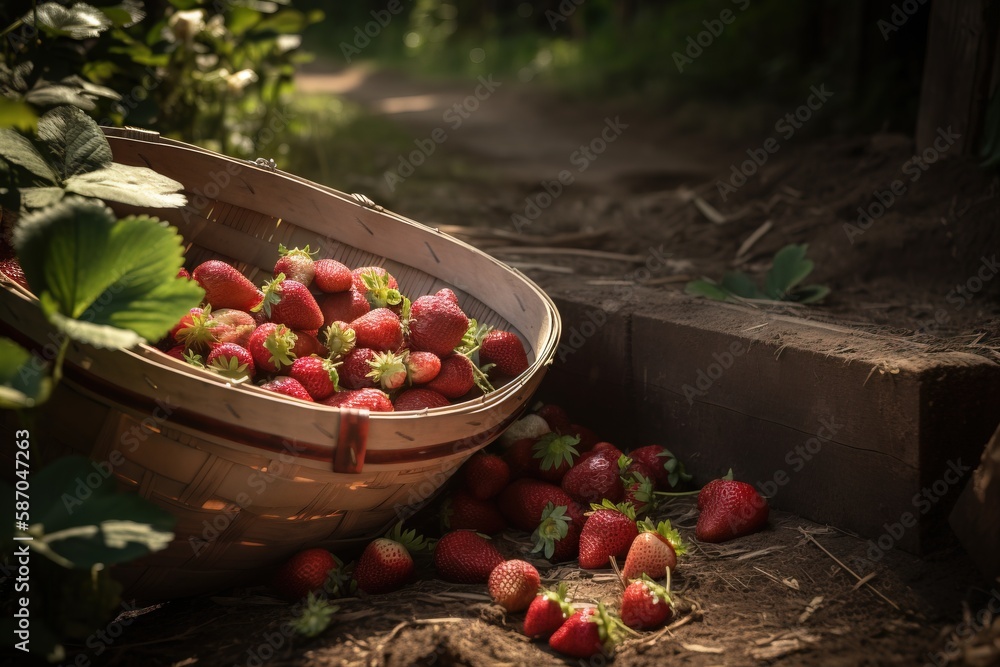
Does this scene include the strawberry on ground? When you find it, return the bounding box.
[193,260,263,311]
[504,437,541,480]
[621,518,687,581]
[488,559,540,612]
[407,293,469,357]
[535,404,572,434]
[247,323,297,374]
[270,548,340,601]
[531,432,580,484]
[442,491,507,535]
[433,530,505,584]
[579,441,625,465]
[479,330,529,377]
[568,423,601,452]
[629,444,692,489]
[353,523,431,595]
[498,414,551,448]
[320,388,394,412]
[523,583,574,640]
[290,356,340,400]
[393,388,450,411]
[548,604,624,659]
[578,500,638,569]
[425,353,476,399]
[261,376,314,402]
[313,258,353,293]
[497,478,574,532]
[561,451,624,504]
[206,343,255,380]
[624,472,656,514]
[257,274,324,331]
[620,575,674,630]
[531,502,582,563]
[273,244,316,286]
[319,290,370,327]
[461,452,510,500]
[695,474,769,543]
[351,308,403,352]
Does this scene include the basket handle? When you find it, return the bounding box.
[334,408,369,473]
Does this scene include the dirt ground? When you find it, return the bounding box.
[50,66,1000,666]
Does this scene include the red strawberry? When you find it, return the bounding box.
[169,306,206,344]
[696,477,769,542]
[698,470,733,510]
[531,502,581,562]
[629,445,691,489]
[257,275,324,330]
[488,559,540,612]
[497,478,574,532]
[620,575,674,630]
[0,257,29,291]
[247,323,297,373]
[339,347,378,389]
[193,260,263,311]
[313,258,353,293]
[568,423,601,452]
[531,433,580,484]
[270,548,340,601]
[405,350,441,384]
[353,267,402,309]
[435,287,459,305]
[462,452,510,500]
[320,388,394,412]
[621,519,687,581]
[561,452,624,505]
[535,404,572,434]
[212,308,257,346]
[353,523,431,594]
[408,294,469,357]
[319,289,370,326]
[206,343,255,380]
[523,583,574,640]
[164,343,186,360]
[290,330,327,359]
[351,308,403,352]
[366,350,408,390]
[176,266,191,280]
[290,356,340,400]
[480,330,529,377]
[624,472,656,514]
[504,437,540,480]
[433,530,505,584]
[425,353,476,399]
[580,441,625,465]
[443,491,507,534]
[578,500,638,569]
[548,604,623,659]
[393,388,450,411]
[273,244,317,286]
[261,376,313,401]
[322,321,356,359]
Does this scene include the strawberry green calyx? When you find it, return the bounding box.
[255,272,286,318]
[638,518,688,557]
[264,324,297,370]
[532,432,581,471]
[366,350,408,390]
[657,447,693,487]
[183,349,205,368]
[323,322,356,358]
[360,269,402,308]
[627,473,656,509]
[208,354,251,380]
[399,296,412,335]
[175,305,219,352]
[637,573,674,609]
[291,592,338,638]
[617,454,633,476]
[531,502,571,559]
[540,582,575,617]
[323,554,355,598]
[386,521,435,554]
[589,602,626,650]
[455,318,491,356]
[278,243,318,260]
[589,498,637,522]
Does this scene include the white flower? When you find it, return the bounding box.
[167,9,206,43]
[224,69,259,94]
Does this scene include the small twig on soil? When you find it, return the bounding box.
[734,220,773,264]
[797,528,900,611]
[692,196,728,225]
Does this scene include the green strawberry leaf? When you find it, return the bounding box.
[14,198,204,350]
[0,98,38,132]
[99,0,146,28]
[29,2,114,39]
[65,163,187,208]
[764,244,814,300]
[791,284,831,304]
[36,105,112,179]
[0,127,58,181]
[684,278,732,301]
[0,337,52,409]
[721,270,762,299]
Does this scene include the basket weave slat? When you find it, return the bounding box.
[0,129,561,601]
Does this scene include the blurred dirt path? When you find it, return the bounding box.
[296,63,728,195]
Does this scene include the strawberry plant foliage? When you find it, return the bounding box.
[0,106,187,210]
[0,336,51,409]
[13,197,204,350]
[686,243,830,304]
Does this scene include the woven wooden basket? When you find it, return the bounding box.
[0,127,561,601]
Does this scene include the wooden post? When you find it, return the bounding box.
[916,0,1000,155]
